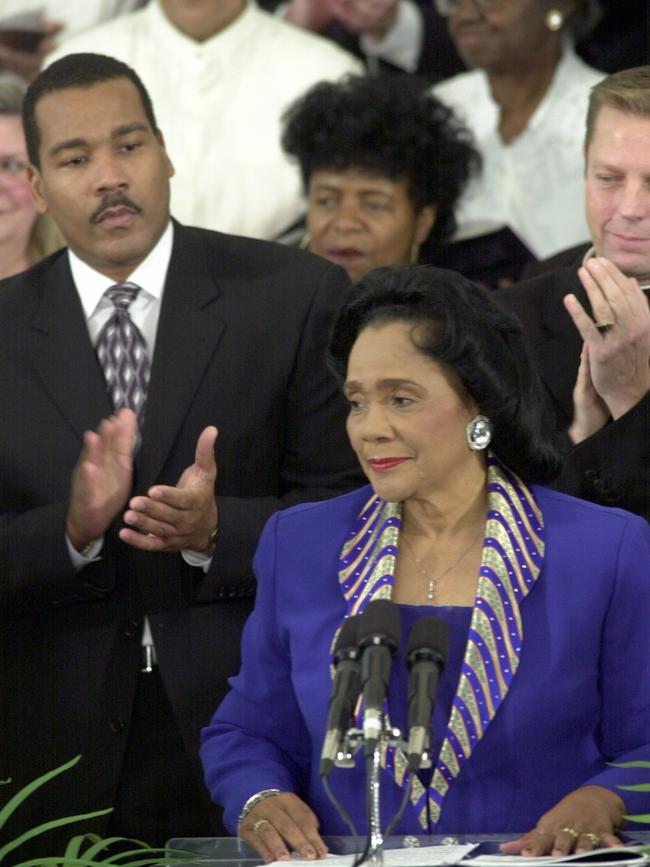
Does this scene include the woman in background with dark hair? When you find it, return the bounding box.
[201,266,650,861]
[281,74,480,284]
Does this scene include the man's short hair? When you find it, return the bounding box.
[23,53,159,168]
[585,66,650,148]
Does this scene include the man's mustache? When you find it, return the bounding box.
[90,194,142,224]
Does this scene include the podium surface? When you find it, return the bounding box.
[166,835,650,867]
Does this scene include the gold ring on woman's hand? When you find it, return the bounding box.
[595,320,615,334]
[252,818,271,834]
[560,827,579,838]
[582,833,600,846]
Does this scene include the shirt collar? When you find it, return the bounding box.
[68,220,174,321]
[582,245,650,292]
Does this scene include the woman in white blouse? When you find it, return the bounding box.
[432,0,603,263]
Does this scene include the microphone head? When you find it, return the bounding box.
[407,616,449,667]
[358,598,401,653]
[332,616,360,662]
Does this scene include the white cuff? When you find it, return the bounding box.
[67,535,103,571]
[182,548,213,573]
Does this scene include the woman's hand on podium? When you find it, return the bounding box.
[500,785,626,856]
[239,792,328,863]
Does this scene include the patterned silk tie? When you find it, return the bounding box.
[95,282,151,432]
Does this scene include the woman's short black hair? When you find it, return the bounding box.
[328,265,562,484]
[281,74,480,244]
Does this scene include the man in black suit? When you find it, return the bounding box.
[498,66,650,519]
[0,53,361,856]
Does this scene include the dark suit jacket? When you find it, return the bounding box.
[0,222,361,848]
[497,261,650,520]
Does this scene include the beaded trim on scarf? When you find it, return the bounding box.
[335,456,545,830]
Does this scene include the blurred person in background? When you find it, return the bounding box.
[0,0,143,82]
[0,72,62,278]
[264,0,463,80]
[497,66,650,521]
[432,0,604,268]
[45,0,361,241]
[281,73,479,284]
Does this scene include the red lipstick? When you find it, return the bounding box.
[367,458,409,471]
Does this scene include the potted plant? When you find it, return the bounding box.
[0,755,193,866]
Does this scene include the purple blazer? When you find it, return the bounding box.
[201,484,650,835]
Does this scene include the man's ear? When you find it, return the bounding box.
[27,165,49,215]
[155,129,175,179]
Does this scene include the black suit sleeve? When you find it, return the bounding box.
[0,502,114,615]
[195,260,364,601]
[555,394,650,520]
[497,267,650,521]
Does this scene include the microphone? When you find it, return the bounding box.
[319,616,362,778]
[406,616,449,771]
[358,599,401,755]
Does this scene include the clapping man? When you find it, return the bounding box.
[0,53,360,858]
[498,66,650,519]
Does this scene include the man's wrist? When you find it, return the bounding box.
[79,538,101,556]
[206,523,219,553]
[65,519,100,554]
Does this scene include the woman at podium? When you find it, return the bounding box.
[201,266,650,861]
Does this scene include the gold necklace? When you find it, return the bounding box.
[401,531,483,602]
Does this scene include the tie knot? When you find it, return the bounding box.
[105,281,141,310]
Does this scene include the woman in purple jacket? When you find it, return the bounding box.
[201,266,650,862]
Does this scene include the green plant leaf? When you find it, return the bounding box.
[624,813,650,823]
[12,858,168,867]
[12,853,193,867]
[0,755,82,833]
[65,833,104,859]
[102,847,196,864]
[80,836,150,861]
[0,808,114,864]
[611,761,650,769]
[619,784,650,791]
[11,846,194,867]
[0,757,195,867]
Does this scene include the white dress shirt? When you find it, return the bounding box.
[70,218,172,351]
[433,46,604,260]
[66,223,210,648]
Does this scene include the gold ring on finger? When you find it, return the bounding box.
[560,827,579,839]
[595,320,615,334]
[582,833,600,847]
[252,818,271,834]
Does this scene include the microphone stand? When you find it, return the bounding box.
[368,740,384,867]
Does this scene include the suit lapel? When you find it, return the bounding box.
[136,224,226,489]
[29,253,111,441]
